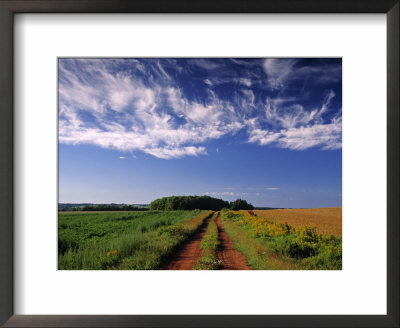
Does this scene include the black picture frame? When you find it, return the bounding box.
[0,1,398,327]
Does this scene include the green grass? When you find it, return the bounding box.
[221,210,341,270]
[58,210,212,270]
[193,213,222,270]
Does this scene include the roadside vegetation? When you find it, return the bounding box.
[58,210,212,269]
[221,210,342,270]
[253,208,342,237]
[193,212,222,270]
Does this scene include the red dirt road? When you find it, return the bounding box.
[215,215,252,270]
[161,216,212,270]
[162,212,252,270]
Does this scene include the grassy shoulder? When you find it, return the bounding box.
[193,212,222,270]
[221,210,342,270]
[58,210,212,270]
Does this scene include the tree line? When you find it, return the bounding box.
[149,195,254,211]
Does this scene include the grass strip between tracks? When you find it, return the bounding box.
[193,212,222,270]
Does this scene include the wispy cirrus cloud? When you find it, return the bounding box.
[59,58,342,159]
[248,120,342,151]
[145,146,207,160]
[262,58,341,90]
[248,88,342,150]
[263,58,297,90]
[59,59,243,159]
[204,191,247,197]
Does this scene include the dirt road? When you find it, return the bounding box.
[162,212,251,270]
[161,215,212,270]
[215,215,251,270]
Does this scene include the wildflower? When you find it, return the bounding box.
[113,249,118,255]
[107,251,111,257]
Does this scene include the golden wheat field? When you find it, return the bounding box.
[249,208,342,236]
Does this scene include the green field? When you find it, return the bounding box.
[58,207,342,270]
[58,210,211,269]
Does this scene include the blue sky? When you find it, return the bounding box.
[58,58,342,208]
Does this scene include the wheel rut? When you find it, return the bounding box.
[215,214,252,270]
[161,213,251,270]
[161,215,212,270]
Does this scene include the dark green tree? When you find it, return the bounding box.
[230,198,254,211]
[149,195,230,211]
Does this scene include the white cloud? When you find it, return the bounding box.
[249,121,342,150]
[59,59,342,159]
[248,89,341,150]
[280,122,342,150]
[59,60,243,159]
[119,156,126,159]
[262,59,341,90]
[265,187,279,190]
[144,146,207,159]
[266,99,318,129]
[192,59,222,70]
[277,90,335,128]
[316,89,336,119]
[204,191,246,197]
[241,89,255,107]
[155,61,171,81]
[263,59,297,90]
[239,78,252,87]
[248,129,280,145]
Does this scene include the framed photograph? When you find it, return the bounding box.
[0,0,398,327]
[57,56,343,272]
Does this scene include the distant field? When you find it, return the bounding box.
[251,207,342,236]
[60,211,137,214]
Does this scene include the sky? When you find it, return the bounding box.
[58,58,342,208]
